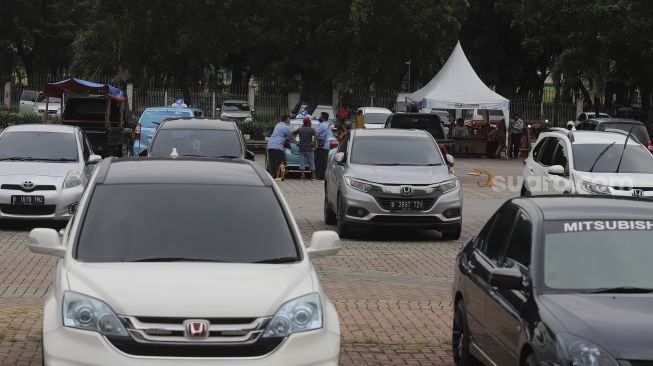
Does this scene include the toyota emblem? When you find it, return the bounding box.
[22,181,34,190]
[633,189,644,198]
[401,186,413,196]
[183,319,209,339]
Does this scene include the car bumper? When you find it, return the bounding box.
[0,185,83,220]
[339,183,463,229]
[44,327,340,366]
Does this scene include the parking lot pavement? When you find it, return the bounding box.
[0,158,521,365]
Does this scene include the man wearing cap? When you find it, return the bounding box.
[266,115,292,177]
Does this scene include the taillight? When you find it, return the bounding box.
[135,122,141,140]
[329,140,339,149]
[439,143,449,156]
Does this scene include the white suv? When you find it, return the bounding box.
[522,129,653,198]
[28,157,342,365]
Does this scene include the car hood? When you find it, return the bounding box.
[574,171,653,187]
[66,261,315,318]
[0,162,77,178]
[540,293,653,359]
[347,163,451,185]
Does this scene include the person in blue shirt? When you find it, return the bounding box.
[266,115,292,177]
[315,112,331,180]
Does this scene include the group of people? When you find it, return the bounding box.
[266,112,332,180]
[453,113,525,159]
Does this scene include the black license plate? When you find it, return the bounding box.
[11,195,45,206]
[389,200,423,211]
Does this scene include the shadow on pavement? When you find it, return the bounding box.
[0,219,67,232]
[347,226,443,242]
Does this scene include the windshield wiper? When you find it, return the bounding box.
[251,257,300,264]
[217,155,241,159]
[615,126,635,173]
[35,158,77,162]
[588,142,616,172]
[151,121,161,126]
[127,257,226,262]
[588,286,653,294]
[0,157,33,161]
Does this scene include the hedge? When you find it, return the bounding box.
[0,112,59,128]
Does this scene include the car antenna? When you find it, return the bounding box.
[170,147,179,158]
[614,126,635,173]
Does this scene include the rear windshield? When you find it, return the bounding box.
[572,143,653,173]
[597,123,649,144]
[222,102,250,112]
[139,110,192,128]
[0,131,78,162]
[150,129,242,158]
[76,185,299,263]
[350,135,442,166]
[363,113,390,125]
[387,115,444,139]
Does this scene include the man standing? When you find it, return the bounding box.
[315,112,331,180]
[266,115,291,177]
[291,117,317,180]
[510,114,524,159]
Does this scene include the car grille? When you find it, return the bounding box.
[375,198,437,211]
[0,205,56,215]
[612,186,653,191]
[1,184,57,192]
[371,216,442,224]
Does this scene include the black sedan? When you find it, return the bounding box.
[452,195,653,365]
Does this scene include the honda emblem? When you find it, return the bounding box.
[183,319,209,339]
[633,189,644,198]
[401,186,413,196]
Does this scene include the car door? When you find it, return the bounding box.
[466,204,519,361]
[484,209,533,365]
[534,137,559,194]
[524,137,549,193]
[327,132,350,204]
[548,140,572,194]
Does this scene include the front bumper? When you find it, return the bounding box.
[339,182,463,229]
[0,185,83,220]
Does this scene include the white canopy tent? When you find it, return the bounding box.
[407,41,510,127]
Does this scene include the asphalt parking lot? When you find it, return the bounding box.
[0,157,521,365]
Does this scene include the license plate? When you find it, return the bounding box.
[390,200,423,211]
[11,195,44,206]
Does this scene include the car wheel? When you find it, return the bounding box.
[324,187,336,225]
[336,194,351,238]
[523,353,537,366]
[442,224,462,240]
[453,299,479,366]
[521,185,531,197]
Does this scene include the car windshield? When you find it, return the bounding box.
[75,184,299,263]
[0,131,78,161]
[222,102,250,112]
[35,96,62,103]
[149,129,242,158]
[572,143,653,173]
[542,220,653,291]
[350,135,443,166]
[598,123,649,145]
[364,113,389,124]
[139,110,192,128]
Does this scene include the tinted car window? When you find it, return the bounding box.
[350,135,443,166]
[482,205,519,261]
[532,138,548,162]
[387,115,445,139]
[572,143,653,173]
[338,132,350,154]
[139,110,192,128]
[504,212,532,269]
[363,113,390,125]
[598,122,649,145]
[538,138,558,166]
[0,131,78,161]
[551,142,568,169]
[222,102,250,112]
[150,129,242,158]
[76,185,298,263]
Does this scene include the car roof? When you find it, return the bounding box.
[4,124,77,133]
[98,158,269,186]
[144,107,203,113]
[587,118,645,125]
[354,128,430,138]
[515,196,653,221]
[223,99,248,104]
[159,118,237,130]
[541,130,641,145]
[357,107,392,114]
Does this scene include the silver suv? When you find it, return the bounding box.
[324,129,462,239]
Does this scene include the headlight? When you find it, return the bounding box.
[436,178,458,194]
[63,170,83,189]
[344,177,375,192]
[262,293,323,338]
[580,180,610,195]
[556,333,618,366]
[63,291,128,337]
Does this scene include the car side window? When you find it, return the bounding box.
[338,133,350,154]
[532,137,548,162]
[481,204,519,263]
[587,122,597,131]
[551,141,568,171]
[80,132,91,161]
[538,137,558,166]
[502,211,532,273]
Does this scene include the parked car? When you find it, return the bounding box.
[522,129,653,197]
[384,113,455,155]
[452,195,653,365]
[133,107,205,156]
[577,111,611,121]
[148,118,254,160]
[575,118,652,151]
[324,129,461,239]
[33,94,62,117]
[393,93,411,113]
[28,157,342,366]
[18,90,39,114]
[0,124,101,222]
[271,118,338,172]
[218,99,253,123]
[354,107,392,129]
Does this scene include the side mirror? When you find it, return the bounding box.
[87,154,102,164]
[307,231,341,258]
[548,165,566,176]
[138,149,148,157]
[245,150,255,161]
[28,228,65,258]
[446,154,455,167]
[489,266,524,290]
[334,152,345,164]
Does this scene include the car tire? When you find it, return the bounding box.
[523,353,537,366]
[324,187,336,225]
[442,224,462,240]
[521,185,531,197]
[453,299,479,366]
[336,194,351,238]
